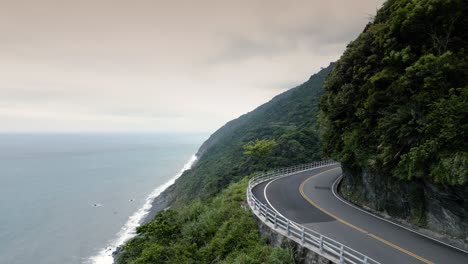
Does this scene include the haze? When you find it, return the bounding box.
[0,0,385,133]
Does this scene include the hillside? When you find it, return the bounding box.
[168,63,334,205]
[117,64,334,263]
[320,0,467,240]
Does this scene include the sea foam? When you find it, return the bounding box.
[88,154,198,264]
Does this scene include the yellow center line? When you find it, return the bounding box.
[298,168,434,264]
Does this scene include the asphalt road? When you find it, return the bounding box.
[251,164,468,264]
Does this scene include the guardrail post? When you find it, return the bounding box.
[274,214,277,229]
[301,227,305,245]
[340,245,344,264]
[363,256,368,264]
[319,235,323,253]
[286,221,290,236]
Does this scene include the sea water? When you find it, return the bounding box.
[0,133,205,264]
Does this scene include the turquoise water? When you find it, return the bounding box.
[0,133,205,264]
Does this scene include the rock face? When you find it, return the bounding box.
[339,163,468,249]
[424,182,468,243]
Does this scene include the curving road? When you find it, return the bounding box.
[252,164,468,264]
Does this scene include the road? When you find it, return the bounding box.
[251,164,468,264]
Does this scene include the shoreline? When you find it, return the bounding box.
[141,182,175,224]
[90,154,198,264]
[110,181,178,262]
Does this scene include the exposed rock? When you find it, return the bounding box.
[424,181,468,245]
[112,245,124,261]
[142,184,176,224]
[339,163,468,250]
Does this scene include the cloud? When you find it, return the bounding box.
[208,1,378,65]
[0,0,385,132]
[208,35,292,64]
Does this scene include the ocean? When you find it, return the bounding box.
[0,133,205,264]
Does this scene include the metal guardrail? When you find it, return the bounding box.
[247,160,380,264]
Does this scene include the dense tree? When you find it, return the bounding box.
[320,0,467,186]
[244,139,277,160]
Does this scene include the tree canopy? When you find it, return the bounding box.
[244,139,277,161]
[320,0,467,185]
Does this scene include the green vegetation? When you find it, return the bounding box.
[117,179,295,264]
[320,0,467,185]
[244,139,277,162]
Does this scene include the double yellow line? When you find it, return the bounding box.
[299,168,433,264]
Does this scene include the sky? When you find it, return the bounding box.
[0,0,385,133]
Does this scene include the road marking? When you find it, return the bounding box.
[264,177,301,229]
[263,165,336,229]
[331,175,468,255]
[299,170,434,264]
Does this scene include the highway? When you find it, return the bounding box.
[251,164,468,264]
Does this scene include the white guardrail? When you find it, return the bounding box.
[247,160,380,264]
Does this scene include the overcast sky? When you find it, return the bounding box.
[0,0,385,133]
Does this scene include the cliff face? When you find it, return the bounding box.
[424,181,468,241]
[340,164,468,244]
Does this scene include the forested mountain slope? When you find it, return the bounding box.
[320,0,467,241]
[169,63,334,205]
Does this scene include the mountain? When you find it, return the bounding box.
[320,0,467,240]
[168,63,334,205]
[116,64,334,264]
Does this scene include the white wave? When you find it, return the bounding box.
[88,154,198,264]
